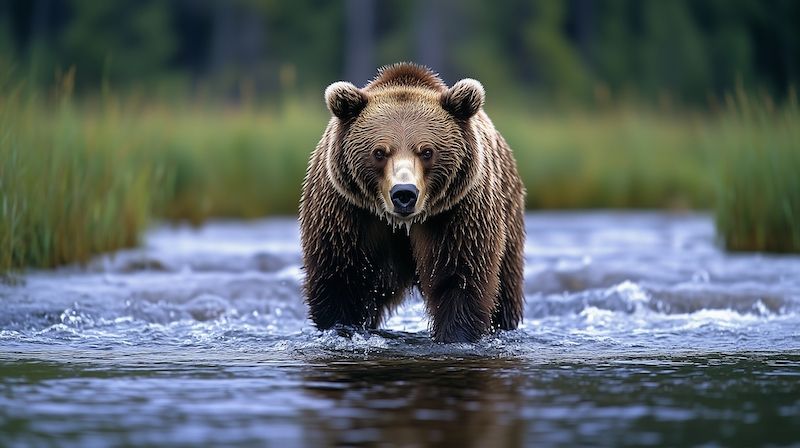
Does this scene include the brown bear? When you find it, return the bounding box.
[299,63,525,343]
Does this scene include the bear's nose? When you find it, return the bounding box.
[390,184,418,214]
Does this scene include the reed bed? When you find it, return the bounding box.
[1,88,797,272]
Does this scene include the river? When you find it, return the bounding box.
[1,212,799,446]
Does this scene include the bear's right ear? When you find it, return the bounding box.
[325,81,368,120]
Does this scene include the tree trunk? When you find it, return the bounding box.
[414,0,447,82]
[344,0,375,86]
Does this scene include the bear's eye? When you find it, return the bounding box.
[420,148,434,161]
[373,148,387,161]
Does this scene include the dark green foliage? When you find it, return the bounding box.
[0,0,797,102]
[62,0,177,84]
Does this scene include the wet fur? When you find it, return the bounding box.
[300,63,526,342]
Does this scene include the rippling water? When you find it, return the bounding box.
[1,212,799,447]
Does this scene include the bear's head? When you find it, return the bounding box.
[323,63,486,227]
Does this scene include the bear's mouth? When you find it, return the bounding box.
[381,200,424,222]
[388,208,418,220]
[394,206,415,217]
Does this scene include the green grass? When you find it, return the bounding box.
[710,91,800,252]
[1,85,798,273]
[494,108,714,209]
[136,100,323,223]
[1,91,160,269]
[0,89,325,272]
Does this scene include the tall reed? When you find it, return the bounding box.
[711,90,800,252]
[2,86,799,273]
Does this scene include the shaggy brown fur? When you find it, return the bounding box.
[299,63,526,343]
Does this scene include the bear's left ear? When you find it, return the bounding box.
[441,79,485,120]
[325,81,368,120]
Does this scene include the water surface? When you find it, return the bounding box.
[1,212,799,446]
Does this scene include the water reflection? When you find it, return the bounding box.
[296,353,800,447]
[301,357,525,447]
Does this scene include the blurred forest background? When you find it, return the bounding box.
[2,0,798,102]
[1,0,799,271]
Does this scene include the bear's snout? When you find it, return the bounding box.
[390,184,418,215]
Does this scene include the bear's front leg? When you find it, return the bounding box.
[413,210,504,343]
[301,195,411,331]
[426,272,498,343]
[300,191,376,330]
[304,253,378,330]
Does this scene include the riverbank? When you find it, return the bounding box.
[1,88,798,271]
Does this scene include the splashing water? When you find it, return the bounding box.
[1,212,799,447]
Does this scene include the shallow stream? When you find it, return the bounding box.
[1,212,799,446]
